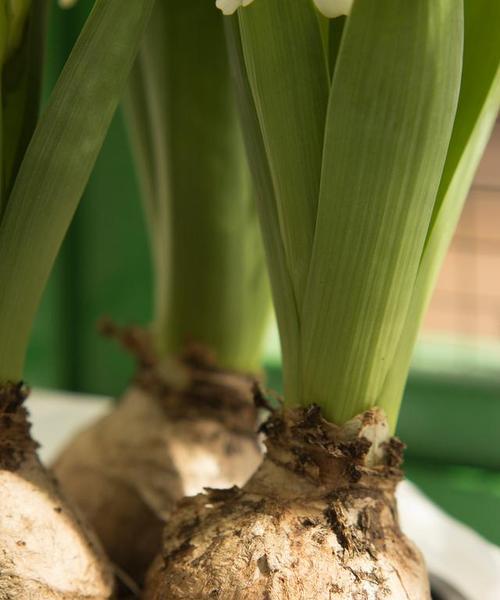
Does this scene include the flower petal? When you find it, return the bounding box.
[215,0,255,16]
[313,0,353,18]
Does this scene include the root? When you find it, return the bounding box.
[0,383,113,599]
[144,406,430,600]
[53,345,263,588]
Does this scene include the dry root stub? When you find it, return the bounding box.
[145,405,431,600]
[0,382,113,600]
[53,328,263,590]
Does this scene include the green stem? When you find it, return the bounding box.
[126,1,271,373]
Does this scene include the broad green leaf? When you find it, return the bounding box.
[238,0,329,311]
[0,0,154,381]
[225,16,300,399]
[301,0,463,424]
[379,0,500,423]
[125,1,271,372]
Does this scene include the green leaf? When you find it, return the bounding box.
[301,0,463,425]
[225,15,300,398]
[379,0,500,420]
[238,0,329,311]
[125,2,271,372]
[0,0,154,382]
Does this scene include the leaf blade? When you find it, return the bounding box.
[379,0,500,415]
[238,0,329,311]
[0,0,154,381]
[301,0,463,425]
[125,2,271,371]
[225,15,301,399]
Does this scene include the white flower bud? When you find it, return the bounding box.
[313,0,353,18]
[2,0,31,65]
[215,0,255,16]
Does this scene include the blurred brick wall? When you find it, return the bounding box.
[424,119,500,341]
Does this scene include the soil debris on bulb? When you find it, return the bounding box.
[0,0,154,597]
[0,383,113,599]
[53,325,263,586]
[53,0,271,588]
[144,406,429,599]
[138,0,497,597]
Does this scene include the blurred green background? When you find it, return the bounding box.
[26,2,500,546]
[26,0,153,395]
